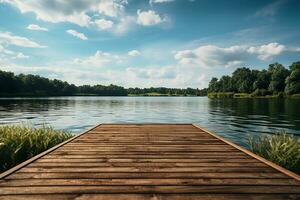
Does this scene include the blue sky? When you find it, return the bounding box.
[0,0,299,88]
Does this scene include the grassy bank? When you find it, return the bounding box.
[208,92,300,99]
[0,124,72,173]
[248,132,300,174]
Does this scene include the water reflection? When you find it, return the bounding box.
[0,97,299,146]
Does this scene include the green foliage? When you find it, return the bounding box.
[248,132,300,174]
[0,70,128,96]
[233,93,250,98]
[207,61,299,97]
[208,92,234,98]
[231,67,257,93]
[0,70,207,97]
[251,89,269,97]
[127,87,207,96]
[285,62,300,95]
[268,63,290,94]
[0,124,72,173]
[290,94,300,98]
[253,70,271,91]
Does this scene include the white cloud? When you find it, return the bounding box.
[26,24,48,31]
[137,9,165,26]
[95,0,126,17]
[175,45,247,68]
[247,42,286,61]
[73,50,118,67]
[0,44,14,55]
[93,19,114,29]
[0,31,46,48]
[150,0,175,4]
[12,52,29,59]
[1,0,127,27]
[125,65,206,88]
[128,50,141,57]
[175,43,300,68]
[114,16,136,34]
[66,29,88,40]
[127,66,176,79]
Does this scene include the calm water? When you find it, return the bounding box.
[0,97,299,147]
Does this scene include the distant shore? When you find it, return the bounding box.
[0,93,205,98]
[208,92,300,99]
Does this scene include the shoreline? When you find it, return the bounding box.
[208,92,300,99]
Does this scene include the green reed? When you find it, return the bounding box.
[248,131,300,174]
[0,124,72,173]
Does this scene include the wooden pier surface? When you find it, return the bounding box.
[0,124,299,199]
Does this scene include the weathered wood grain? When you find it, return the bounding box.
[0,124,299,199]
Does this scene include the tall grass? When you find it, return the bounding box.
[248,131,300,174]
[0,124,72,173]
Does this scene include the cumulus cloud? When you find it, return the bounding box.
[26,24,48,31]
[124,65,206,88]
[95,0,126,17]
[1,0,126,27]
[247,42,286,61]
[127,66,176,79]
[137,10,165,26]
[66,29,88,40]
[93,19,114,29]
[73,50,118,67]
[12,52,29,59]
[150,0,175,4]
[175,45,247,68]
[0,31,46,48]
[175,43,300,68]
[128,50,141,57]
[114,16,136,34]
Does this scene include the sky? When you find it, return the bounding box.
[0,0,299,88]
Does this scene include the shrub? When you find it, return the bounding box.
[233,93,250,98]
[251,89,269,97]
[208,92,234,98]
[290,94,300,98]
[248,132,300,174]
[0,124,72,173]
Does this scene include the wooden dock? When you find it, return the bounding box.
[0,124,299,199]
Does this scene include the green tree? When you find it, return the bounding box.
[232,67,255,93]
[219,76,233,92]
[253,69,271,90]
[208,77,219,92]
[285,61,300,95]
[268,63,289,94]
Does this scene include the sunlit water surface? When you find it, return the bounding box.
[0,97,299,147]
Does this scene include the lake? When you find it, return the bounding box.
[0,97,299,147]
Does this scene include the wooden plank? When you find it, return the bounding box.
[6,172,288,179]
[1,123,299,199]
[1,194,299,200]
[18,166,276,173]
[27,162,268,167]
[1,185,300,195]
[36,158,261,163]
[2,178,299,187]
[192,124,300,181]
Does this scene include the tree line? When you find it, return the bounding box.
[208,61,300,96]
[0,70,207,97]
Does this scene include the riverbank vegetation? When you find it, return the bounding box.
[0,70,207,97]
[208,61,300,98]
[248,132,300,174]
[0,124,72,173]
